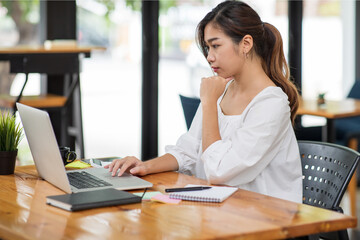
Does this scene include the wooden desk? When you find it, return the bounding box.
[297,98,360,143]
[0,46,103,158]
[0,165,356,240]
[0,46,97,75]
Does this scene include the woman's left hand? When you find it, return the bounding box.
[200,76,232,105]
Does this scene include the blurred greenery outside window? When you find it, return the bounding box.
[0,0,40,46]
[0,0,40,97]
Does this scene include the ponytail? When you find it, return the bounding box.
[261,23,299,125]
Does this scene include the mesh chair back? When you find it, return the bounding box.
[179,95,200,130]
[298,141,360,210]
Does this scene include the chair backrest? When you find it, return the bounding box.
[298,140,360,210]
[179,94,200,130]
[347,79,360,99]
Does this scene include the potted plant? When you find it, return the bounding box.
[317,92,326,106]
[0,111,23,175]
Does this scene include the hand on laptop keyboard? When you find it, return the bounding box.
[105,157,146,177]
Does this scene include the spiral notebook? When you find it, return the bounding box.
[169,184,238,203]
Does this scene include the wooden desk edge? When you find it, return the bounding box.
[4,165,358,240]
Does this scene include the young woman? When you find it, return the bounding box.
[105,0,303,203]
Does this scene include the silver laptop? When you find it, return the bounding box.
[16,103,152,193]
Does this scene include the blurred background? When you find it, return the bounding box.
[0,0,355,164]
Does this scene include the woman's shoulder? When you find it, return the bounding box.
[252,86,288,104]
[259,86,286,96]
[244,86,290,118]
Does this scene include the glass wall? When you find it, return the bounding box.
[0,0,40,46]
[302,0,355,100]
[0,0,41,97]
[301,0,355,126]
[77,0,142,158]
[0,0,40,165]
[2,0,355,162]
[0,1,40,96]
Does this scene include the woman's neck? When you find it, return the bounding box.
[232,57,274,94]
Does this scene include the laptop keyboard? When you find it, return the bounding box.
[67,171,113,189]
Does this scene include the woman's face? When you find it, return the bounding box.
[204,23,244,79]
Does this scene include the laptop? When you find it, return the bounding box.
[16,103,153,193]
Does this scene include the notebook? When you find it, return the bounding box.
[169,184,238,203]
[16,103,153,193]
[46,188,142,211]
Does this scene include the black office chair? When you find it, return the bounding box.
[298,140,360,240]
[179,94,200,130]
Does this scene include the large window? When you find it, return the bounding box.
[77,0,142,158]
[4,0,354,163]
[0,1,41,97]
[0,0,40,165]
[301,0,355,126]
[302,0,355,100]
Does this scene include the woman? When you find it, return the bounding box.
[105,0,303,203]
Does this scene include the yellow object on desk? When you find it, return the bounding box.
[65,160,91,169]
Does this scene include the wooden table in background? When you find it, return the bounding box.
[0,46,104,158]
[0,165,356,240]
[297,98,360,143]
[297,98,360,218]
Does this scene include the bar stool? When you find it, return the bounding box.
[0,49,92,158]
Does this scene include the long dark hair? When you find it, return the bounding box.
[196,0,299,125]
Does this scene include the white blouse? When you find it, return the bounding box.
[166,86,303,203]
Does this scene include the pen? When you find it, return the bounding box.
[165,186,212,193]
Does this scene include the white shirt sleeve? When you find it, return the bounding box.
[165,104,202,175]
[201,93,291,186]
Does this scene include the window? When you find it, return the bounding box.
[77,0,142,158]
[0,1,40,165]
[301,0,355,127]
[302,0,355,100]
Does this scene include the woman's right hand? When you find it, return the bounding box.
[200,76,233,105]
[104,156,148,177]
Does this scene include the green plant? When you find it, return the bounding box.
[0,111,23,151]
[318,92,326,99]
